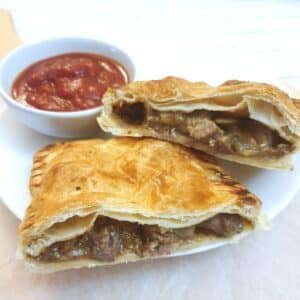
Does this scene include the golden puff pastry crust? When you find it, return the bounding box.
[18,138,265,272]
[98,77,300,169]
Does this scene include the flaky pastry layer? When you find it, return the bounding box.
[18,138,266,272]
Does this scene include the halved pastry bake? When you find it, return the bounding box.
[98,77,300,169]
[18,138,265,272]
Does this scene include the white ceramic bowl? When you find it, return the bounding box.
[0,37,135,138]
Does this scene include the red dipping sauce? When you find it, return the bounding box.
[11,53,128,112]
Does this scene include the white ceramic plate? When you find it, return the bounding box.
[1,96,299,220]
[0,80,300,258]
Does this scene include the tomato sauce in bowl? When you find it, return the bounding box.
[11,53,128,112]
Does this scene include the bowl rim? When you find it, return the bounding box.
[0,36,135,118]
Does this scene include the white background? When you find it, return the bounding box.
[0,1,300,299]
[1,0,300,82]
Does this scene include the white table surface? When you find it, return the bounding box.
[0,1,300,299]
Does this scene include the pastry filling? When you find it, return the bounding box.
[112,102,293,158]
[32,213,249,263]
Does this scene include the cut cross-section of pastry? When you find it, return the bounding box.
[98,77,300,169]
[18,138,266,273]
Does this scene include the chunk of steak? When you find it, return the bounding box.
[196,213,244,237]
